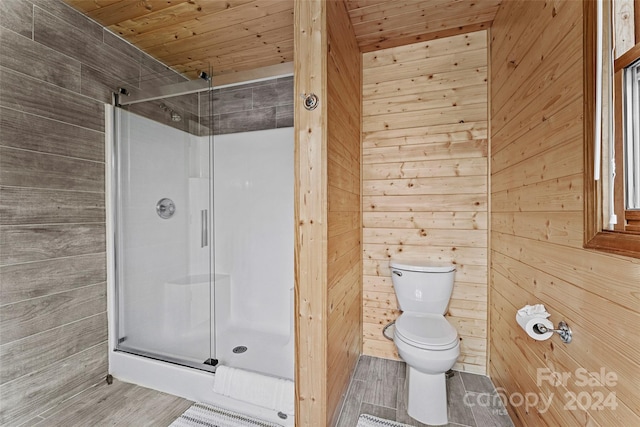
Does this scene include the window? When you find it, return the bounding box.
[624,58,640,210]
[622,57,640,231]
[585,0,640,258]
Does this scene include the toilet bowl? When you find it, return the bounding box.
[390,261,460,426]
[394,313,460,425]
[394,313,460,374]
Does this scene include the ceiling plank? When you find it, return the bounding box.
[359,21,491,53]
[166,34,293,75]
[64,0,501,79]
[110,0,258,39]
[87,0,190,27]
[351,1,500,35]
[349,0,460,23]
[65,0,122,13]
[153,23,293,64]
[362,30,486,68]
[131,4,293,52]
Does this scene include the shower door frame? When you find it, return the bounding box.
[106,74,218,392]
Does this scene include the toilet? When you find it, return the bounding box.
[390,260,460,426]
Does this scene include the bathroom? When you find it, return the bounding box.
[0,0,639,427]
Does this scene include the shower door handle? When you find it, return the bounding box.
[201,209,208,247]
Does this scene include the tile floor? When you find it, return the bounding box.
[25,355,513,426]
[24,379,192,427]
[336,355,514,427]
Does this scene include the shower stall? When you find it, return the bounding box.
[106,68,294,424]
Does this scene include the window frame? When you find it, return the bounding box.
[621,53,640,212]
[584,0,640,259]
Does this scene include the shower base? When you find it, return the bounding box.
[216,324,293,381]
[110,350,294,426]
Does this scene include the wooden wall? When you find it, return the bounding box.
[294,1,328,423]
[294,0,362,425]
[490,1,640,426]
[0,0,174,424]
[326,0,362,424]
[361,31,489,374]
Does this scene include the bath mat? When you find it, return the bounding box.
[169,402,284,427]
[356,414,413,427]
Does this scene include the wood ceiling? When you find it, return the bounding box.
[64,0,501,81]
[347,0,500,52]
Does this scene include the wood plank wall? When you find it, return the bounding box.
[361,31,489,374]
[295,0,362,425]
[326,0,362,425]
[490,1,640,426]
[294,0,328,423]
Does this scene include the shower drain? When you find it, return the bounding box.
[232,346,248,354]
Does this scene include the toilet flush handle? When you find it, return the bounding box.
[392,270,402,277]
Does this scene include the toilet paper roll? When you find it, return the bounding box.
[516,315,554,341]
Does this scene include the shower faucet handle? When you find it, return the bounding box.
[156,198,176,219]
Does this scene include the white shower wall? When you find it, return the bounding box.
[116,111,293,372]
[212,128,294,337]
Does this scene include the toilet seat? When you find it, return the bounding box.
[390,261,456,273]
[395,313,458,350]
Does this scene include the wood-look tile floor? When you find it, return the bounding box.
[26,379,192,427]
[24,356,512,427]
[336,355,514,427]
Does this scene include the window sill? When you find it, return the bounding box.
[585,230,640,259]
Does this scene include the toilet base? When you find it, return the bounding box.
[407,367,448,425]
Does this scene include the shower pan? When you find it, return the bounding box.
[106,68,294,425]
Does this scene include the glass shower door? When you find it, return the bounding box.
[112,75,215,370]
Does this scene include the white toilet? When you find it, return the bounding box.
[390,260,460,426]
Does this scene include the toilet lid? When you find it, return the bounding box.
[389,260,455,273]
[395,313,458,349]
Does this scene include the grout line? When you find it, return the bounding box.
[0,281,107,308]
[0,221,105,229]
[468,393,480,427]
[0,281,107,312]
[35,375,105,421]
[0,64,105,112]
[16,414,46,427]
[0,105,104,135]
[47,0,103,41]
[8,11,88,80]
[0,250,106,268]
[371,402,398,411]
[0,184,105,194]
[1,341,107,388]
[0,144,105,165]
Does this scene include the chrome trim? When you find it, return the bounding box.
[118,78,210,106]
[201,209,208,247]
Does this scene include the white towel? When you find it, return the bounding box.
[213,365,295,416]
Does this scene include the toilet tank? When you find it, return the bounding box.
[389,261,456,314]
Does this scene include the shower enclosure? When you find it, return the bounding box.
[106,67,294,422]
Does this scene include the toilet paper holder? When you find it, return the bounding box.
[533,321,572,344]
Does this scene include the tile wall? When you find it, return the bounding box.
[207,77,294,135]
[0,2,294,424]
[0,0,182,424]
